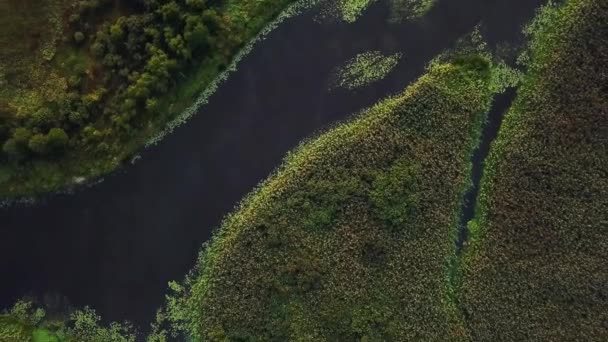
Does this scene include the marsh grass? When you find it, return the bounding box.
[460,0,608,340]
[159,54,512,340]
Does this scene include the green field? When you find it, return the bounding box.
[161,55,507,340]
[0,0,299,197]
[459,0,608,340]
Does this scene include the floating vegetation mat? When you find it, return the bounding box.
[388,0,436,23]
[317,0,377,23]
[330,51,403,90]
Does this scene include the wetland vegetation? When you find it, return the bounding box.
[459,0,608,339]
[329,51,403,90]
[159,54,512,340]
[1,0,607,340]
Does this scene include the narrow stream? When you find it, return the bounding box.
[457,87,517,250]
[0,0,543,327]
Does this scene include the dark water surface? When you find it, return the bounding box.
[0,0,544,327]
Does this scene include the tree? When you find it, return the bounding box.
[28,133,49,155]
[184,14,210,52]
[109,20,125,42]
[47,128,69,152]
[2,139,20,158]
[168,34,191,59]
[4,128,33,159]
[157,1,180,22]
[186,0,206,10]
[90,41,105,57]
[74,31,85,44]
[12,127,32,145]
[27,129,69,155]
[28,108,63,130]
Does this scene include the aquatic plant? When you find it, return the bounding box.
[388,0,436,23]
[460,0,608,339]
[0,300,135,342]
[316,0,377,23]
[329,51,403,90]
[161,54,510,340]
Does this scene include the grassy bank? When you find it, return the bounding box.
[161,55,507,340]
[460,0,608,340]
[0,0,304,198]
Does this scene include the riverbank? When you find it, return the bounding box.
[0,0,310,198]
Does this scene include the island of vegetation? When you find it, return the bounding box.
[316,0,436,23]
[459,0,608,340]
[161,54,507,340]
[0,0,302,197]
[329,51,403,91]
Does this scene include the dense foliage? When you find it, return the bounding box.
[162,56,508,340]
[0,0,297,196]
[460,0,608,340]
[0,300,135,342]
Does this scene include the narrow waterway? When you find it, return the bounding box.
[0,0,544,327]
[458,87,517,250]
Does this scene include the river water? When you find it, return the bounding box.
[0,0,544,327]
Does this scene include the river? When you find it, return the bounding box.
[0,0,544,327]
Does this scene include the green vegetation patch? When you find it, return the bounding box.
[329,51,403,90]
[388,0,436,23]
[460,0,608,340]
[162,55,507,340]
[317,0,377,23]
[0,300,135,342]
[0,0,305,198]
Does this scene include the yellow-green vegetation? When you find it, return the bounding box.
[427,26,523,95]
[329,51,402,90]
[161,55,513,340]
[388,0,436,22]
[0,300,134,342]
[0,0,302,197]
[460,0,608,340]
[317,0,377,23]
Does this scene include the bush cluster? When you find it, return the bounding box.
[0,0,296,196]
